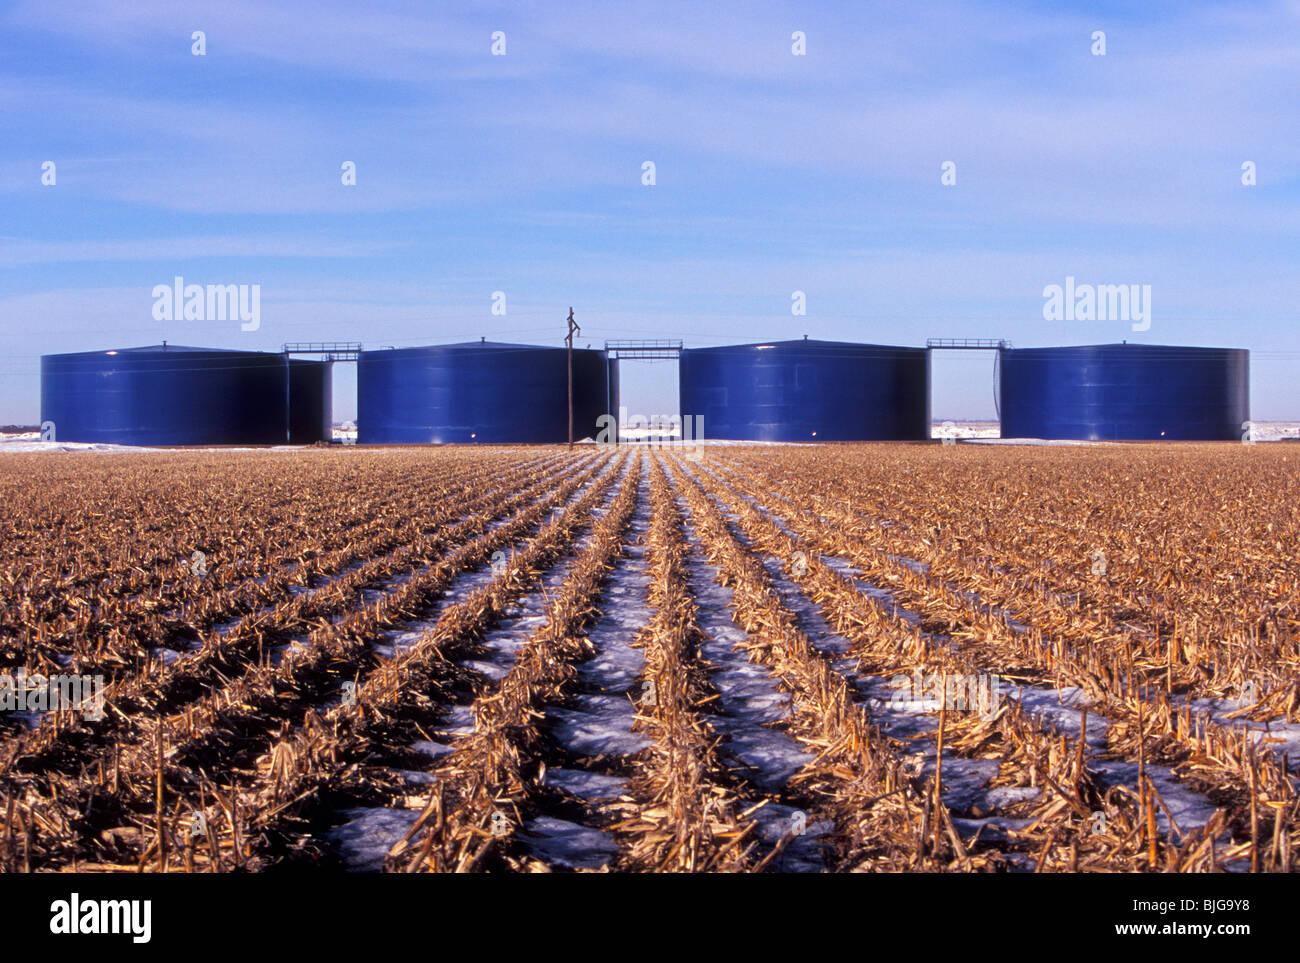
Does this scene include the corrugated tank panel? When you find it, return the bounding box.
[678,339,930,441]
[999,343,1249,440]
[357,341,609,444]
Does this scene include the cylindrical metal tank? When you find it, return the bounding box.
[678,339,930,442]
[357,341,609,444]
[998,343,1249,440]
[40,344,331,446]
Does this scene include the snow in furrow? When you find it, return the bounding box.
[328,458,624,870]
[518,465,654,869]
[207,457,575,643]
[685,460,1225,848]
[664,459,831,871]
[707,459,1298,770]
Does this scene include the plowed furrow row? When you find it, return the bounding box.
[694,454,1295,871]
[5,453,618,870]
[0,454,571,744]
[382,455,642,872]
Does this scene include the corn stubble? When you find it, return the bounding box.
[0,443,1295,872]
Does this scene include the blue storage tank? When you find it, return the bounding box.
[357,341,609,444]
[999,343,1249,440]
[679,339,930,441]
[288,358,333,444]
[40,344,331,446]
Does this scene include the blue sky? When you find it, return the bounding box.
[1,0,1297,422]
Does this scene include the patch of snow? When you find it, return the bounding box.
[543,768,627,801]
[329,807,420,872]
[519,816,619,870]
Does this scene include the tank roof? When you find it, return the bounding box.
[44,344,262,358]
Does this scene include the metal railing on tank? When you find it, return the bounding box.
[925,338,1013,350]
[604,339,683,361]
[282,342,363,362]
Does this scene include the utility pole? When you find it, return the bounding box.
[565,307,580,448]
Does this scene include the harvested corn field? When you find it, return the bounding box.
[1,443,1298,873]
